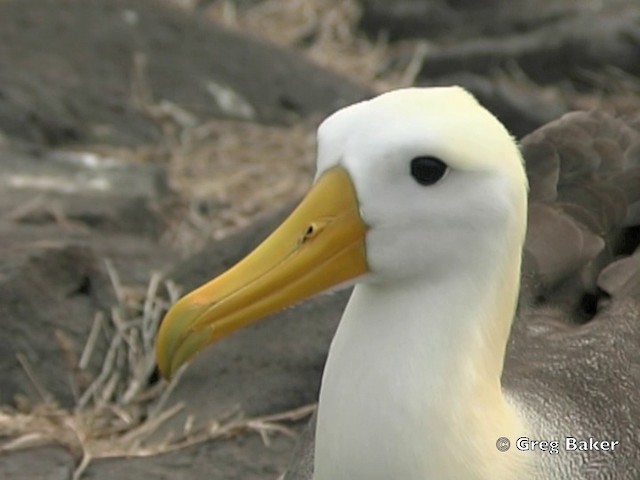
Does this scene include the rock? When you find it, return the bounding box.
[359,0,636,41]
[0,144,175,406]
[283,412,316,480]
[0,148,169,237]
[0,0,371,147]
[369,1,640,87]
[0,445,75,480]
[415,7,640,85]
[0,241,115,406]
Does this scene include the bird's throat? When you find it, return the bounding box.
[314,243,531,479]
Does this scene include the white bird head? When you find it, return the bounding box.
[316,86,528,283]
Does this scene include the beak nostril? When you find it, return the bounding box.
[306,224,316,236]
[301,221,325,244]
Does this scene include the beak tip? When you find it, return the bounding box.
[154,301,213,382]
[154,342,172,381]
[154,308,184,382]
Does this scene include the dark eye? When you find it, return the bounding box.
[410,156,448,186]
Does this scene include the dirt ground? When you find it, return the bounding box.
[1,0,639,479]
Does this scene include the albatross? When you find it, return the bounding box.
[155,87,640,479]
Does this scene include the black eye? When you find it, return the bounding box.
[410,156,448,186]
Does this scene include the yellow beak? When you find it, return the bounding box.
[155,166,369,379]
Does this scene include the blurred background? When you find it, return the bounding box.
[1,1,639,479]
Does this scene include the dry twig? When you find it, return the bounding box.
[4,264,314,479]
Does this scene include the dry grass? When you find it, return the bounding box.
[204,0,401,89]
[0,260,315,479]
[162,118,317,254]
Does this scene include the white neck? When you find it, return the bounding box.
[314,240,533,480]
